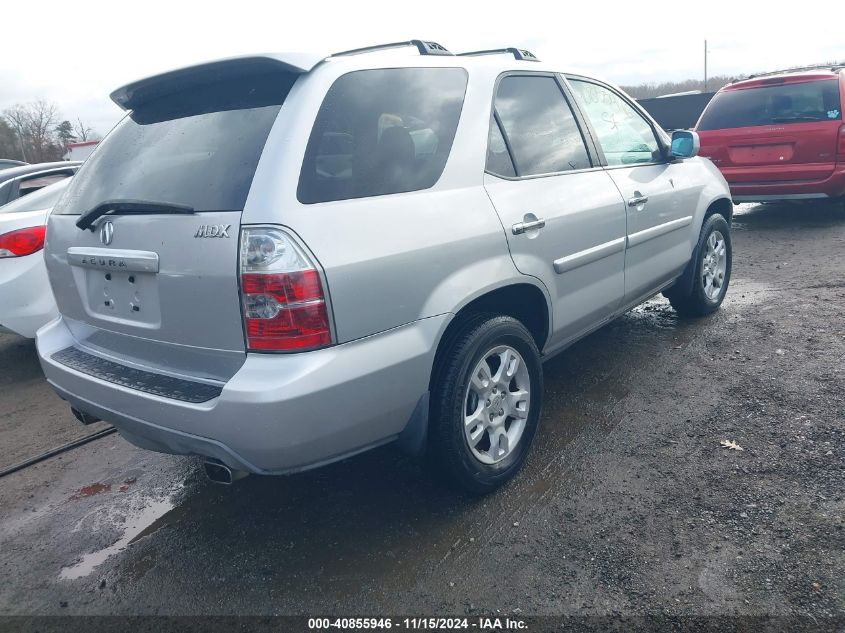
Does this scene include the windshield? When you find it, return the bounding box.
[697,79,842,130]
[0,177,71,214]
[54,72,296,215]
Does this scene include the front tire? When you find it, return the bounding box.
[667,213,732,317]
[429,315,543,495]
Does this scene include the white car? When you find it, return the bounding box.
[0,179,71,338]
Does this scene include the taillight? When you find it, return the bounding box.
[838,124,845,159]
[239,226,332,352]
[0,226,46,258]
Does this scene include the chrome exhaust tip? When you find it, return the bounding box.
[203,459,249,485]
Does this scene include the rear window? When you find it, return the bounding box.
[19,173,71,195]
[54,73,296,215]
[0,177,70,214]
[697,79,842,130]
[297,67,468,204]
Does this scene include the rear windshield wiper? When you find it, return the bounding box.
[76,199,195,231]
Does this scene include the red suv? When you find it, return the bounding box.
[696,67,845,203]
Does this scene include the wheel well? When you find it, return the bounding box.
[667,197,734,300]
[431,284,550,382]
[706,197,733,224]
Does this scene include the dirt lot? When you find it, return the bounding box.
[0,201,843,625]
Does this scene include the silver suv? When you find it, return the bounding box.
[37,41,733,493]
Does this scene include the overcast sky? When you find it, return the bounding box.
[2,0,842,136]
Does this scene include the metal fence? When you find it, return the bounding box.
[637,92,717,131]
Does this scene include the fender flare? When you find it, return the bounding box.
[670,196,732,297]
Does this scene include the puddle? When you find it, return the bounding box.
[626,296,684,330]
[59,484,182,581]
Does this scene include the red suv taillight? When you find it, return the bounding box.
[0,226,46,258]
[838,124,845,161]
[239,226,332,352]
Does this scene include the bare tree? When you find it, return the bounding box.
[1,103,102,162]
[2,100,62,162]
[28,100,59,161]
[73,117,98,142]
[3,105,30,161]
[622,59,845,100]
[621,76,733,100]
[0,117,24,160]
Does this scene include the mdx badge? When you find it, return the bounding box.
[100,221,114,245]
[195,224,231,238]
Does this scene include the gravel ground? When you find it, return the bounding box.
[0,335,110,471]
[0,201,842,628]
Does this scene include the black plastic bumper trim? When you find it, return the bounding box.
[51,346,223,403]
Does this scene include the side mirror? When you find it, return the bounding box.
[670,130,700,159]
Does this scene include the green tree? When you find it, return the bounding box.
[55,120,77,147]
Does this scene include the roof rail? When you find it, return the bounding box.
[458,47,540,62]
[746,63,845,79]
[331,40,452,58]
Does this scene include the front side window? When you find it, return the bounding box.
[492,76,591,177]
[297,67,468,204]
[569,79,661,166]
[697,79,842,130]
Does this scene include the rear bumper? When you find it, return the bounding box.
[0,252,58,338]
[36,315,446,474]
[723,163,845,201]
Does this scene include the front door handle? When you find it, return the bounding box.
[628,195,649,207]
[512,217,546,235]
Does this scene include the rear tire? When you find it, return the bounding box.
[428,315,543,495]
[666,213,732,317]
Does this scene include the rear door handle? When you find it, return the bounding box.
[628,195,649,207]
[512,218,546,235]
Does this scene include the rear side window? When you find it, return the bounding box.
[697,79,842,130]
[19,173,71,196]
[0,178,70,214]
[492,76,591,176]
[486,121,516,178]
[54,72,296,215]
[297,68,468,204]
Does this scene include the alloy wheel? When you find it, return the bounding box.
[463,345,531,465]
[701,229,727,301]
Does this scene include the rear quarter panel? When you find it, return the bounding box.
[0,209,57,337]
[244,59,528,344]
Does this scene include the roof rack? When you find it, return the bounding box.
[746,63,845,79]
[331,40,452,58]
[458,48,540,62]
